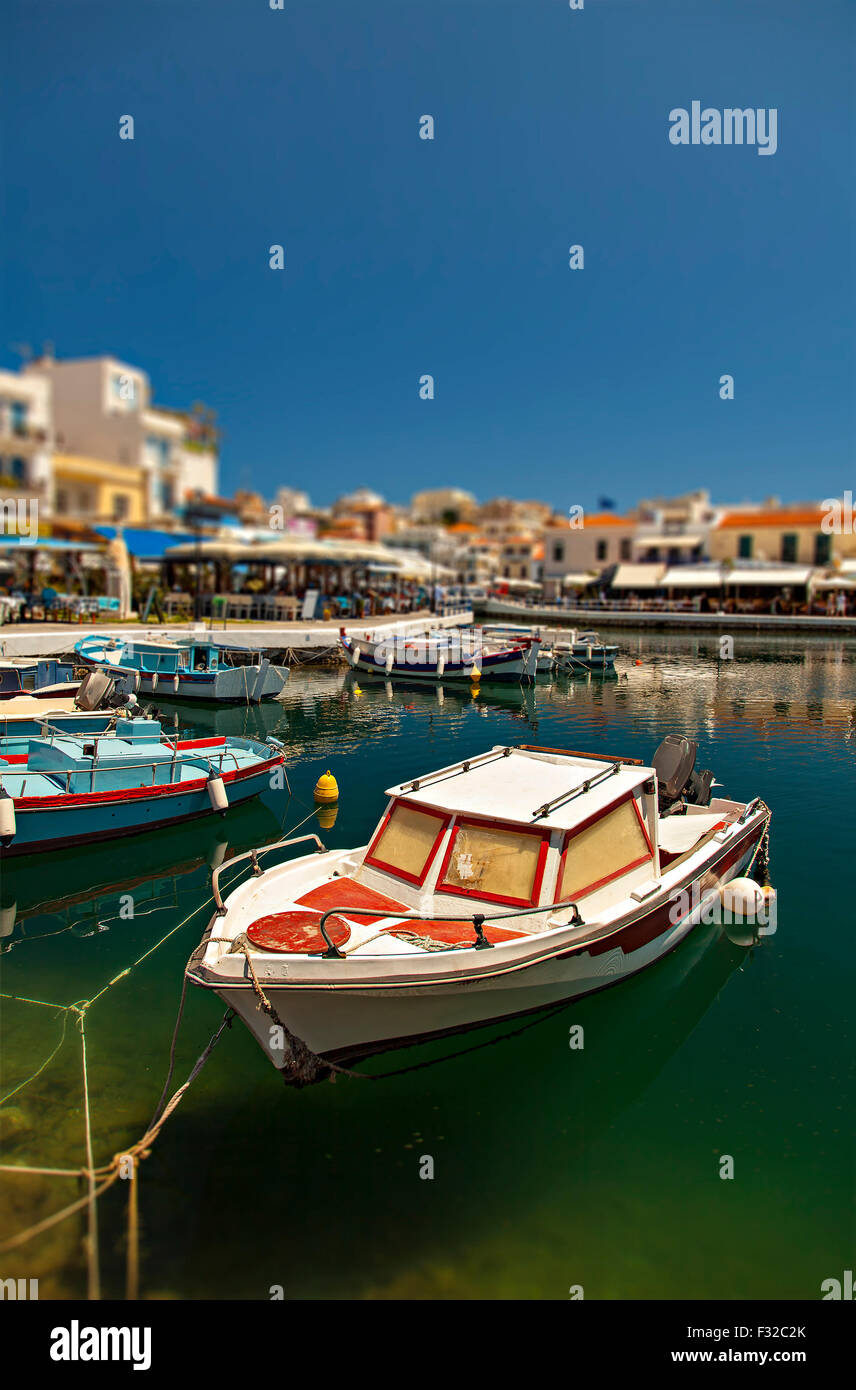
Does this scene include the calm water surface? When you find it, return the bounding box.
[1,629,854,1299]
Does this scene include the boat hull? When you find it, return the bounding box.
[197,823,763,1066]
[0,760,279,857]
[340,634,539,683]
[75,648,289,702]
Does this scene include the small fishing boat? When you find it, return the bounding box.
[74,634,289,703]
[0,659,79,702]
[481,625,617,673]
[339,627,540,683]
[0,718,285,856]
[0,666,141,733]
[187,736,771,1078]
[552,631,618,673]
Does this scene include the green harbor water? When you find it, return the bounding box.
[1,629,854,1300]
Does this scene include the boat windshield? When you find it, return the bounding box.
[556,797,653,901]
[365,800,447,885]
[438,819,546,907]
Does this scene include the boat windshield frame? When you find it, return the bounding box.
[363,798,450,887]
[434,813,551,909]
[553,789,655,903]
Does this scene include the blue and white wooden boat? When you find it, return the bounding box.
[0,718,285,856]
[74,635,289,703]
[0,659,78,701]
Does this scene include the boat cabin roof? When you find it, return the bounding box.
[385,745,652,832]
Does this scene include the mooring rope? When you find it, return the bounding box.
[0,799,330,1290]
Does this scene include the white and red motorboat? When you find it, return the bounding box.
[187,737,772,1079]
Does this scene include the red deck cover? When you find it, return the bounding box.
[295,876,408,925]
[246,910,351,954]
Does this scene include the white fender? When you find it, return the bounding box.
[0,789,16,842]
[351,645,361,666]
[719,877,768,921]
[173,675,180,692]
[385,651,395,674]
[151,672,158,691]
[207,772,228,816]
[437,654,445,677]
[0,901,16,937]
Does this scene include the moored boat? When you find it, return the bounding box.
[481,625,618,673]
[0,718,285,856]
[74,634,289,703]
[0,666,141,732]
[187,735,771,1079]
[339,627,540,683]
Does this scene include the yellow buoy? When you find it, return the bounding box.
[353,685,363,696]
[314,770,339,804]
[469,667,481,683]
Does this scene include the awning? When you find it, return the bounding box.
[560,571,598,587]
[609,563,666,590]
[660,565,725,588]
[810,576,856,590]
[726,566,813,587]
[0,536,104,553]
[96,527,197,560]
[636,535,702,550]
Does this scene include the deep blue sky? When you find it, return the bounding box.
[2,0,853,512]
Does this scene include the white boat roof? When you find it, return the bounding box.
[386,745,652,831]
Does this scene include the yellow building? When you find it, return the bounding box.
[709,506,856,566]
[52,453,149,524]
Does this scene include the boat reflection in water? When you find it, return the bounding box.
[0,796,287,944]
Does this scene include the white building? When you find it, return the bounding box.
[0,368,53,515]
[23,354,218,523]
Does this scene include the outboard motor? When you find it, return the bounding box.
[74,669,116,711]
[652,735,714,814]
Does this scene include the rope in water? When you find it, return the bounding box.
[0,783,325,1285]
[0,888,219,1282]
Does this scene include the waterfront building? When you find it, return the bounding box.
[410,486,478,524]
[709,505,856,566]
[23,353,219,525]
[0,368,53,518]
[541,512,636,596]
[53,452,149,524]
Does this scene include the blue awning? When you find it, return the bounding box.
[0,536,104,553]
[95,527,199,560]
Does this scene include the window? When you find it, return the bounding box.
[738,534,753,559]
[437,819,548,906]
[10,402,27,434]
[365,801,448,885]
[596,540,608,561]
[814,533,832,565]
[112,493,130,520]
[553,542,564,563]
[556,796,653,902]
[620,538,632,561]
[781,533,798,563]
